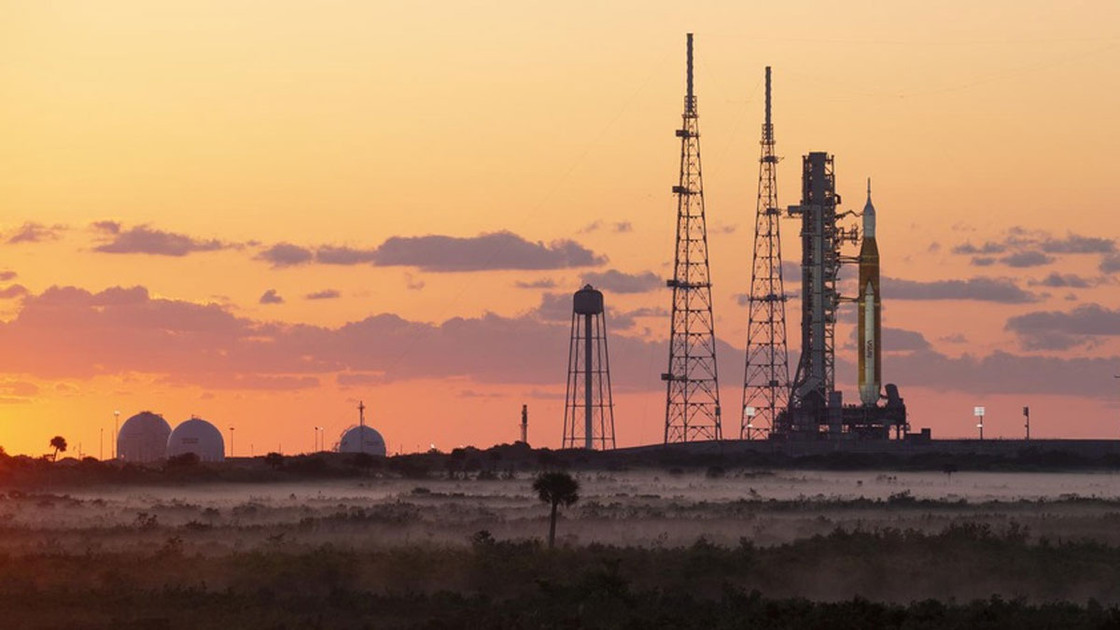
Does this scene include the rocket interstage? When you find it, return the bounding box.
[857,180,881,406]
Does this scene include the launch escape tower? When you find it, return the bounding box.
[740,67,791,440]
[662,33,723,443]
[562,285,616,450]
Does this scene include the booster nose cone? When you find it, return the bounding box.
[862,178,876,239]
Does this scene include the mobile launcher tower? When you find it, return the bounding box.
[776,152,907,439]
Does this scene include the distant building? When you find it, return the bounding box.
[337,425,387,457]
[117,411,171,462]
[167,417,225,462]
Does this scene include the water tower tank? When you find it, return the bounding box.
[573,285,604,315]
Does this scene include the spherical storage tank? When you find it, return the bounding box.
[337,425,387,457]
[117,411,171,462]
[167,417,225,462]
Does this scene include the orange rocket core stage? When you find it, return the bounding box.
[858,180,882,406]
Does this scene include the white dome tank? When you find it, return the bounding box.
[117,411,171,462]
[167,417,225,462]
[337,425,387,456]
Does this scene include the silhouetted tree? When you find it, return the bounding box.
[533,471,579,549]
[49,436,67,461]
[264,452,285,470]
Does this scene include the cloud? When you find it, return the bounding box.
[882,276,1038,303]
[404,273,425,291]
[91,220,122,234]
[0,271,15,282]
[883,328,931,352]
[998,250,1053,268]
[370,231,606,272]
[336,373,387,387]
[5,222,65,244]
[954,229,1116,268]
[533,292,571,322]
[257,243,314,267]
[0,285,671,391]
[0,381,38,397]
[514,279,557,289]
[1040,234,1115,254]
[1005,303,1120,350]
[1101,254,1120,274]
[889,349,1120,400]
[257,232,606,272]
[953,241,1007,255]
[581,269,661,294]
[316,245,378,265]
[0,285,29,299]
[305,289,341,300]
[613,222,633,233]
[1029,273,1093,288]
[93,225,227,256]
[259,289,285,304]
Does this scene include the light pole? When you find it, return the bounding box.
[974,406,985,441]
[314,426,323,453]
[228,426,235,458]
[113,410,120,459]
[99,427,104,461]
[744,406,757,441]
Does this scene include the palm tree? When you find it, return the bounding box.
[49,436,67,462]
[532,471,580,549]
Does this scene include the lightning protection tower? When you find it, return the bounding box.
[662,33,722,443]
[562,285,616,450]
[741,67,791,440]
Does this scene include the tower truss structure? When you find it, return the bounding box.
[740,67,791,440]
[662,33,722,443]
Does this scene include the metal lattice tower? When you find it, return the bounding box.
[562,285,616,450]
[740,67,790,440]
[662,33,722,443]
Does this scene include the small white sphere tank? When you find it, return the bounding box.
[337,425,387,456]
[117,411,172,462]
[167,417,226,462]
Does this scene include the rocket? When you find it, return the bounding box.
[858,179,882,406]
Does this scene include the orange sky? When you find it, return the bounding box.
[2,1,1120,457]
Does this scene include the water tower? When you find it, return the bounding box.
[561,285,616,450]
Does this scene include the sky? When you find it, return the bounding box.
[1,1,1119,457]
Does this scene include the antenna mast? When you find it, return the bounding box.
[662,33,722,443]
[741,66,791,439]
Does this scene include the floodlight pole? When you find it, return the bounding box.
[228,426,235,458]
[113,410,120,460]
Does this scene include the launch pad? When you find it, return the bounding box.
[775,152,908,441]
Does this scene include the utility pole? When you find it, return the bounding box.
[1023,406,1030,441]
[113,410,120,460]
[741,66,790,441]
[662,33,722,443]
